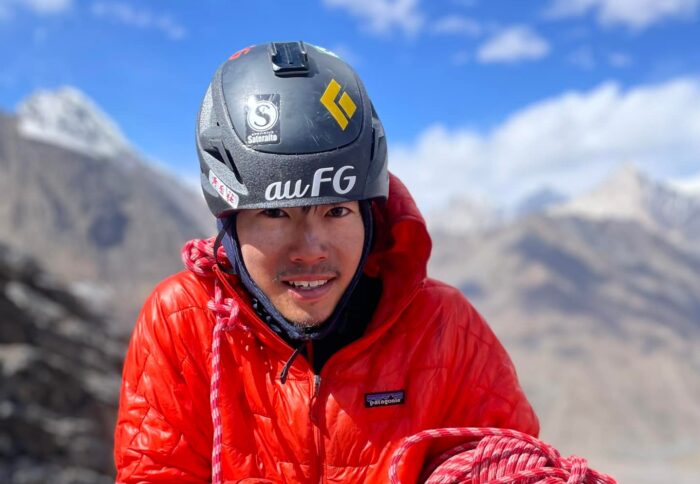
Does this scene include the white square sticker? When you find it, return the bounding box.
[209,171,239,209]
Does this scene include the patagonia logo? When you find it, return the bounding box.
[365,390,405,408]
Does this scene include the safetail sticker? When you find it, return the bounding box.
[365,390,405,408]
[245,94,280,145]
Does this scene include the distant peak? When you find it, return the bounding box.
[17,86,133,159]
[551,164,699,231]
[605,162,648,187]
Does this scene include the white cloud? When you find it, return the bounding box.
[431,15,481,36]
[477,26,550,64]
[91,2,186,40]
[390,77,700,211]
[546,0,700,29]
[323,0,423,36]
[0,0,72,18]
[670,172,700,196]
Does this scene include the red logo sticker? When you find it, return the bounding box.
[229,46,254,61]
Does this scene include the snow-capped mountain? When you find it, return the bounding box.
[1,87,212,334]
[550,164,700,241]
[17,86,133,160]
[429,187,700,483]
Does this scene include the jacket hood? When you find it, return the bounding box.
[365,174,432,310]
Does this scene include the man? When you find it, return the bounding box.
[114,41,538,483]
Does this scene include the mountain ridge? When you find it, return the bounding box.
[429,204,700,483]
[17,86,134,161]
[0,88,213,333]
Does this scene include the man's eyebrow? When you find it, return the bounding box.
[307,202,351,213]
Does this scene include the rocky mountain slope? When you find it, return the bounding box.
[429,167,700,483]
[0,88,212,334]
[0,242,121,484]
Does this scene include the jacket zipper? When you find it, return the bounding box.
[308,341,325,484]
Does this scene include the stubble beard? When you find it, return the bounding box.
[274,264,339,329]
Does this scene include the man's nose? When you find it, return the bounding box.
[288,222,329,265]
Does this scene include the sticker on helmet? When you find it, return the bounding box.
[229,45,254,61]
[245,94,281,145]
[320,79,356,131]
[264,165,356,201]
[209,171,239,209]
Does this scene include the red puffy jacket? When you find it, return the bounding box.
[114,175,539,483]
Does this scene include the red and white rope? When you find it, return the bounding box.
[389,427,616,484]
[183,238,242,484]
[181,237,229,278]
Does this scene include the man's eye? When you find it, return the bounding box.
[261,208,288,218]
[327,206,350,217]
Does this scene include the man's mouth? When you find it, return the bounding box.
[283,280,330,289]
[279,275,337,301]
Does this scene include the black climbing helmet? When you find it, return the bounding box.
[196,41,389,216]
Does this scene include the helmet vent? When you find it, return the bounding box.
[204,134,243,184]
[223,147,242,184]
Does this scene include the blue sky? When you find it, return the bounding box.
[1,0,699,210]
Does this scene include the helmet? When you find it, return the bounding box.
[196,42,388,353]
[196,41,389,216]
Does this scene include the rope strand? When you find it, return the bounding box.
[183,238,241,484]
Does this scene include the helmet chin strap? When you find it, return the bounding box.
[215,201,374,343]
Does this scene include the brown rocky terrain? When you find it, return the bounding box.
[429,170,700,483]
[0,242,121,483]
[0,93,212,335]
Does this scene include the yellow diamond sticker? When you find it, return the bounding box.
[321,79,356,130]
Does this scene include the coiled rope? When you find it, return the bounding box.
[389,427,616,483]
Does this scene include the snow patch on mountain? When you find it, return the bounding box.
[550,164,700,235]
[17,86,133,159]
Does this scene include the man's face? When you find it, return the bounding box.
[235,201,364,327]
